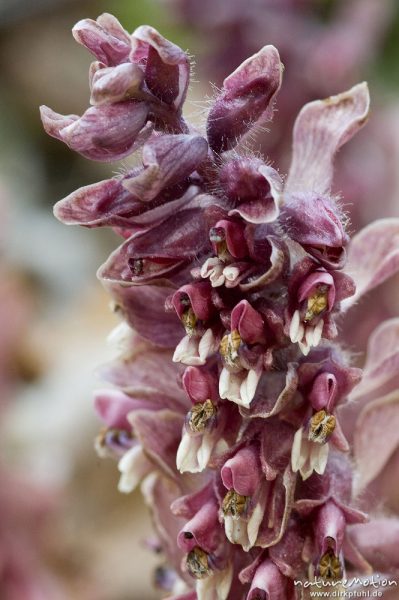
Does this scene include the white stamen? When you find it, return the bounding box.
[289,310,301,342]
[239,368,260,407]
[313,318,324,347]
[223,265,240,282]
[201,257,225,287]
[176,431,202,473]
[199,328,218,362]
[117,445,152,493]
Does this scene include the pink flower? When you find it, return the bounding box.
[42,15,399,599]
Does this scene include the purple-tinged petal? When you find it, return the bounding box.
[206,45,282,153]
[315,500,346,556]
[123,134,208,202]
[331,271,356,303]
[260,420,296,480]
[298,271,335,311]
[94,388,138,429]
[209,219,248,260]
[171,482,214,520]
[102,281,183,348]
[141,472,188,581]
[231,300,264,344]
[98,342,187,411]
[256,467,297,548]
[72,13,131,66]
[177,499,221,554]
[129,408,184,479]
[58,101,149,162]
[219,159,282,224]
[243,364,298,419]
[247,559,288,600]
[90,63,144,105]
[132,25,190,109]
[99,207,209,285]
[269,518,306,578]
[182,367,218,403]
[295,453,354,513]
[172,282,213,322]
[53,177,139,227]
[230,165,281,224]
[342,219,399,310]
[240,235,287,292]
[285,82,370,195]
[55,180,199,229]
[354,389,399,490]
[342,535,372,575]
[280,193,348,269]
[298,348,362,405]
[309,373,338,412]
[329,418,350,453]
[350,317,399,401]
[39,105,79,140]
[221,445,262,496]
[348,518,399,572]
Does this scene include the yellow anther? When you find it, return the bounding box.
[308,410,336,444]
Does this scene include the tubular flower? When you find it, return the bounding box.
[42,14,399,599]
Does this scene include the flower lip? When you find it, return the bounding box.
[172,282,213,322]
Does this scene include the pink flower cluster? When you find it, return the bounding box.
[41,15,399,599]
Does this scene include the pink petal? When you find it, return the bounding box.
[221,445,262,496]
[94,388,139,429]
[129,409,184,479]
[315,500,346,556]
[72,14,131,66]
[309,372,338,412]
[141,472,187,578]
[123,134,208,202]
[59,101,149,162]
[243,364,298,419]
[342,218,399,309]
[354,389,399,490]
[207,45,282,153]
[286,82,370,195]
[102,281,183,348]
[132,25,190,110]
[53,177,140,227]
[177,499,221,554]
[172,282,213,321]
[182,367,217,403]
[90,62,144,105]
[298,270,335,309]
[171,482,214,519]
[39,105,78,139]
[231,300,264,344]
[348,518,399,572]
[247,559,288,600]
[98,344,187,411]
[99,206,208,285]
[210,219,248,259]
[351,317,399,401]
